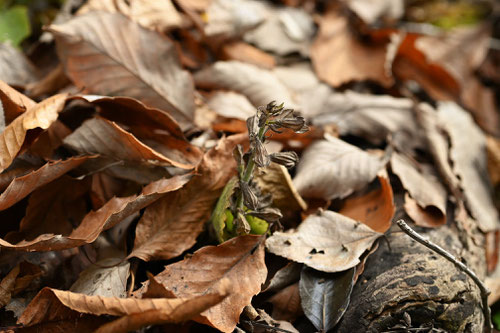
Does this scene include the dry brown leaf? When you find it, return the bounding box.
[19,281,229,328]
[63,117,194,169]
[339,173,394,233]
[0,93,67,173]
[486,231,499,274]
[254,162,307,212]
[311,9,392,87]
[220,42,275,69]
[28,120,72,159]
[194,61,298,109]
[268,282,302,322]
[49,12,195,129]
[293,137,386,200]
[404,194,446,228]
[0,264,20,308]
[128,134,247,261]
[0,80,36,124]
[0,43,38,87]
[0,174,190,251]
[206,91,256,120]
[266,210,382,273]
[390,152,447,227]
[243,6,314,57]
[487,136,500,185]
[79,0,184,32]
[0,156,90,211]
[438,101,499,232]
[145,235,267,333]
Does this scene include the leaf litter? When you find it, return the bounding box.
[0,0,498,332]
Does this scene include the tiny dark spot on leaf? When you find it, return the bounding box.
[284,240,291,246]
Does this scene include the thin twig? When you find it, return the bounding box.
[396,219,492,333]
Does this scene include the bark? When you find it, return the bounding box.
[337,208,487,333]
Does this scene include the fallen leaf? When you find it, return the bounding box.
[128,134,246,261]
[339,173,394,233]
[220,41,276,69]
[0,174,190,251]
[487,136,500,185]
[264,262,302,293]
[268,282,302,321]
[49,12,195,129]
[390,152,447,227]
[485,230,499,274]
[266,210,382,272]
[28,120,72,159]
[311,8,392,87]
[79,0,184,32]
[206,91,256,120]
[19,283,229,328]
[0,156,90,211]
[299,266,355,332]
[293,137,386,200]
[0,43,38,87]
[0,79,36,124]
[0,93,67,173]
[0,264,20,308]
[243,6,314,57]
[63,117,194,169]
[438,101,499,232]
[254,162,307,212]
[146,235,267,332]
[346,0,403,25]
[194,61,298,109]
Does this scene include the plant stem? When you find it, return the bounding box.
[235,124,267,213]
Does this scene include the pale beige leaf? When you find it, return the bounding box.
[0,156,90,210]
[266,210,381,273]
[0,94,67,173]
[207,91,255,120]
[146,235,267,333]
[0,174,190,251]
[49,12,195,129]
[293,137,386,200]
[0,44,38,87]
[346,0,403,25]
[391,152,447,218]
[438,101,499,232]
[63,117,194,169]
[194,61,298,109]
[19,283,229,327]
[128,134,247,261]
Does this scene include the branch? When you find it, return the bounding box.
[396,219,492,333]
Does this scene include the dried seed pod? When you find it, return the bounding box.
[235,211,251,235]
[241,181,259,210]
[253,138,270,167]
[246,115,258,137]
[270,151,299,168]
[249,207,283,222]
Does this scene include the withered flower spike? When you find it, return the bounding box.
[277,114,308,133]
[253,138,270,168]
[246,116,258,138]
[249,207,282,222]
[241,181,259,211]
[270,151,298,168]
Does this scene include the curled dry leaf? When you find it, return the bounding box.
[0,156,90,211]
[266,210,382,273]
[0,174,190,251]
[311,8,392,87]
[0,264,20,308]
[128,134,247,261]
[49,12,195,129]
[63,117,194,169]
[254,162,307,212]
[299,267,356,332]
[19,281,229,328]
[390,152,447,227]
[144,235,267,333]
[194,61,298,109]
[339,173,394,233]
[293,137,386,200]
[0,93,68,173]
[0,80,36,124]
[438,101,499,232]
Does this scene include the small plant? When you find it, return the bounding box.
[211,101,309,242]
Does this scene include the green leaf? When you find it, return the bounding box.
[0,5,31,47]
[211,176,238,243]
